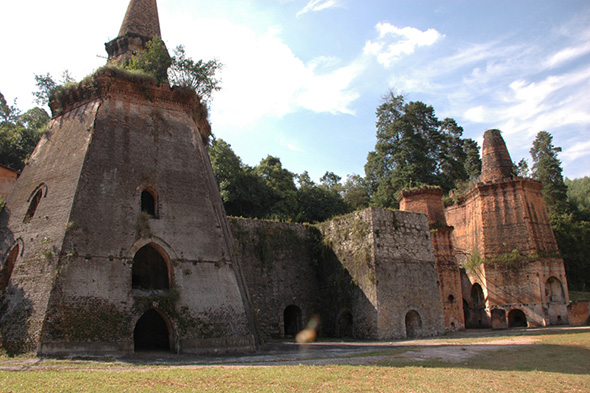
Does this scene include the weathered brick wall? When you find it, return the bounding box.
[370,209,445,339]
[0,102,98,353]
[399,188,464,330]
[229,218,322,339]
[0,166,18,199]
[319,210,379,339]
[1,73,256,356]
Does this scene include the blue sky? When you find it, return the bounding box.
[1,0,589,181]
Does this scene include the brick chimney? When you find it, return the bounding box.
[105,0,164,65]
[480,129,514,183]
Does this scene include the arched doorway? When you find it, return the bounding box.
[0,245,19,291]
[405,310,422,338]
[132,244,170,290]
[508,309,527,327]
[467,283,486,328]
[546,277,565,303]
[284,305,302,337]
[338,311,353,338]
[134,309,172,352]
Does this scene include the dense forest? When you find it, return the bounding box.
[1,40,589,291]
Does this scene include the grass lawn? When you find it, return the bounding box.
[0,329,589,392]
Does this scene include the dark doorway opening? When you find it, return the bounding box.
[467,283,486,328]
[338,311,353,338]
[508,309,527,327]
[0,245,19,291]
[405,310,422,338]
[134,309,172,352]
[132,244,170,290]
[284,305,302,337]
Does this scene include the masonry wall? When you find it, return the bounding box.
[229,218,322,339]
[0,166,18,199]
[1,72,257,356]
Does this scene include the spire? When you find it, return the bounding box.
[118,0,161,38]
[480,129,514,183]
[105,0,163,64]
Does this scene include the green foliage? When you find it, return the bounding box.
[464,248,483,271]
[296,171,348,223]
[530,131,569,215]
[125,36,172,84]
[0,92,49,171]
[551,212,590,291]
[365,90,481,208]
[169,45,222,103]
[566,176,590,220]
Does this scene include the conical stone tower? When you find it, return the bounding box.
[0,0,257,356]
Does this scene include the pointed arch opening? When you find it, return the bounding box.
[0,245,19,291]
[132,244,171,290]
[284,305,302,337]
[133,309,173,352]
[141,188,158,218]
[24,188,44,223]
[405,310,422,338]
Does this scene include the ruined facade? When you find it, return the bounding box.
[0,0,256,356]
[0,1,576,357]
[400,130,570,330]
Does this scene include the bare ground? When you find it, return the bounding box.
[1,326,587,371]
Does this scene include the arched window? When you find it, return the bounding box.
[134,308,173,352]
[141,188,158,218]
[24,187,44,223]
[405,310,422,338]
[284,305,303,337]
[132,244,170,290]
[546,277,565,303]
[0,245,19,291]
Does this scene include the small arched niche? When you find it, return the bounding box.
[133,308,173,352]
[0,244,20,291]
[141,188,158,218]
[405,310,422,338]
[132,244,171,290]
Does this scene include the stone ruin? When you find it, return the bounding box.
[0,0,576,356]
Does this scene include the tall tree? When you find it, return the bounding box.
[0,92,49,171]
[295,171,347,223]
[530,131,568,215]
[365,91,479,207]
[254,156,298,220]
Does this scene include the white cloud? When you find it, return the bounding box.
[163,15,362,130]
[562,140,590,161]
[296,0,343,18]
[545,42,590,69]
[363,23,443,67]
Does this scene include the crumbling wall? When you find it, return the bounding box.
[229,218,322,339]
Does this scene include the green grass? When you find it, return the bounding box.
[0,330,589,392]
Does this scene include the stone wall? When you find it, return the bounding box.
[1,71,256,356]
[0,165,18,200]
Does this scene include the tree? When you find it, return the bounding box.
[0,92,49,171]
[254,156,298,220]
[566,177,590,220]
[530,131,568,215]
[169,45,222,104]
[296,171,347,223]
[342,174,371,211]
[209,138,271,218]
[365,91,479,207]
[515,158,530,178]
[33,71,75,107]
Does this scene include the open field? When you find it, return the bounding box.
[0,326,589,392]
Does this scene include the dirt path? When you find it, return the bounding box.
[0,326,586,371]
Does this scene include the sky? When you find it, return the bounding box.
[1,0,589,182]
